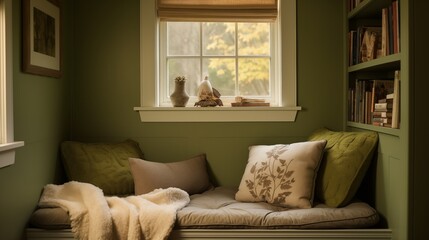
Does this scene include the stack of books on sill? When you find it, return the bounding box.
[231,97,270,107]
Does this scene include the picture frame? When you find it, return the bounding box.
[22,0,61,78]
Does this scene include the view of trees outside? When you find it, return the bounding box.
[166,22,271,99]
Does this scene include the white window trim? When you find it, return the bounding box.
[0,0,24,168]
[135,0,301,122]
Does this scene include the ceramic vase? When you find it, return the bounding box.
[170,80,189,107]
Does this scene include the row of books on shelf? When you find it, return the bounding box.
[348,70,400,129]
[348,0,400,66]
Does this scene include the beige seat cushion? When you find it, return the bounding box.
[177,187,379,229]
[29,187,379,230]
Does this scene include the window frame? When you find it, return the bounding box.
[0,0,24,168]
[134,0,301,122]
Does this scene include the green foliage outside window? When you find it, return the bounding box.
[167,22,271,98]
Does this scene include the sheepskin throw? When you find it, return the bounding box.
[38,181,190,240]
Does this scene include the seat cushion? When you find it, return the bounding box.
[308,128,378,207]
[29,187,379,230]
[178,187,379,229]
[29,207,71,230]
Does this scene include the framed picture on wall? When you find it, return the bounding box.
[22,0,61,78]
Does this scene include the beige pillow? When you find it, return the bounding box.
[129,154,212,195]
[235,140,327,209]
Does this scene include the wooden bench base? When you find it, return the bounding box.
[26,228,392,240]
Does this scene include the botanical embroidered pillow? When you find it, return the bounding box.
[235,140,327,209]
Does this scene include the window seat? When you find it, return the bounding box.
[26,128,393,239]
[27,187,390,240]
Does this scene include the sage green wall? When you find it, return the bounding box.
[71,0,344,186]
[0,0,72,239]
[0,0,356,238]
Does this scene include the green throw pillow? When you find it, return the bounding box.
[308,128,378,207]
[61,139,144,196]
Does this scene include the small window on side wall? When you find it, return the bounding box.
[0,0,24,168]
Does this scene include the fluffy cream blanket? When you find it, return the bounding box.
[38,181,190,240]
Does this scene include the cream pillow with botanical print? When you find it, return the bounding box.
[235,140,327,209]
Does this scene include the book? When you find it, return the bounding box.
[381,8,388,56]
[374,101,393,111]
[372,111,393,118]
[372,117,392,124]
[232,96,269,107]
[391,70,400,128]
[231,102,270,107]
[392,0,400,53]
[360,27,382,62]
[348,31,357,65]
[234,96,266,103]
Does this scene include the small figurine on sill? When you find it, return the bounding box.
[194,76,223,107]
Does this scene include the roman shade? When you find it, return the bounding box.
[157,0,278,22]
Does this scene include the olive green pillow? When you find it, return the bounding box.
[61,140,144,196]
[308,128,378,207]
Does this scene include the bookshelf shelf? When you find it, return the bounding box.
[347,121,399,136]
[348,0,391,19]
[348,53,400,72]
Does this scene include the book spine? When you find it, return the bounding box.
[391,70,400,128]
[392,0,398,54]
[381,8,388,56]
[374,102,393,111]
[394,0,400,53]
[388,4,393,55]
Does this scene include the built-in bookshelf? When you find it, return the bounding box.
[346,0,401,134]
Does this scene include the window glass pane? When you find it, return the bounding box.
[238,58,270,96]
[202,22,235,56]
[167,22,200,56]
[168,58,200,96]
[203,58,236,96]
[237,23,270,56]
[165,21,273,100]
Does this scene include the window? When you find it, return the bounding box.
[135,0,301,122]
[0,0,24,168]
[159,21,277,107]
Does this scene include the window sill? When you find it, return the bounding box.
[0,141,25,168]
[134,106,302,122]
